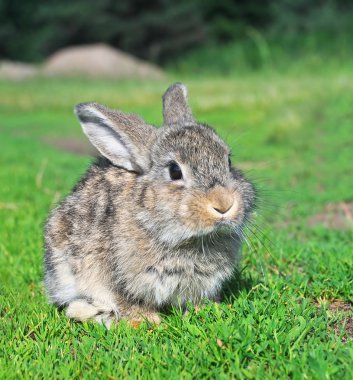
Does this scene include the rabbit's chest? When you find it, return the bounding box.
[140,248,237,306]
[150,265,226,306]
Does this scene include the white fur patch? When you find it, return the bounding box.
[75,259,118,315]
[66,299,114,328]
[82,121,135,170]
[179,84,188,99]
[153,276,179,305]
[66,299,98,321]
[50,260,78,305]
[133,264,228,307]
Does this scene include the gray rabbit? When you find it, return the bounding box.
[44,83,255,327]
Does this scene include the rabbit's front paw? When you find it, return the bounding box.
[66,299,116,328]
[126,307,161,326]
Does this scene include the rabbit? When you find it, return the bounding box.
[44,83,256,327]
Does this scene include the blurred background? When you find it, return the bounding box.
[1,0,353,76]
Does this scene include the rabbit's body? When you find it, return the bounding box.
[44,84,255,326]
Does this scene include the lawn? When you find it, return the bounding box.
[0,67,352,378]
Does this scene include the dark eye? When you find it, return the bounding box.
[169,162,183,180]
[228,156,232,169]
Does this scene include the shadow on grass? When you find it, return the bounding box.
[221,268,255,303]
[159,268,256,319]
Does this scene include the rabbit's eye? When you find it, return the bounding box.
[169,162,183,180]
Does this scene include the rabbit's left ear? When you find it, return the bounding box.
[162,83,195,126]
[75,102,156,173]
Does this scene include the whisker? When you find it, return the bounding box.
[234,224,267,280]
[245,219,276,251]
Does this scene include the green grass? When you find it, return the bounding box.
[169,31,353,76]
[0,67,353,379]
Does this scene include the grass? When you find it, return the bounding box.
[0,65,353,378]
[169,31,353,76]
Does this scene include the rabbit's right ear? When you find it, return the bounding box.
[163,83,195,125]
[74,102,156,173]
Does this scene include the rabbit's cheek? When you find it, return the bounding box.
[136,183,158,212]
[179,195,219,232]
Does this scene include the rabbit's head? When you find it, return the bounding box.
[75,83,255,246]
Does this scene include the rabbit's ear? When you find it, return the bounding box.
[162,83,195,125]
[74,102,156,172]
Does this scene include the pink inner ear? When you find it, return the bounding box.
[75,102,156,173]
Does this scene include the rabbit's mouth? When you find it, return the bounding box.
[178,185,245,234]
[198,217,245,237]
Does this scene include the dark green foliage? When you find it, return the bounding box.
[269,0,353,34]
[1,0,353,63]
[0,0,204,62]
[0,0,42,60]
[198,0,272,42]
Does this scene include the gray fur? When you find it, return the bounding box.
[44,83,256,326]
[162,83,194,125]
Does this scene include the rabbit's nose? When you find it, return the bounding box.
[213,203,233,215]
[208,186,235,217]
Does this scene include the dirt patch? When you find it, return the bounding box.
[342,318,353,343]
[329,301,353,313]
[330,301,353,343]
[0,60,38,80]
[42,44,165,79]
[316,300,353,343]
[275,201,353,230]
[43,137,98,156]
[307,202,353,230]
